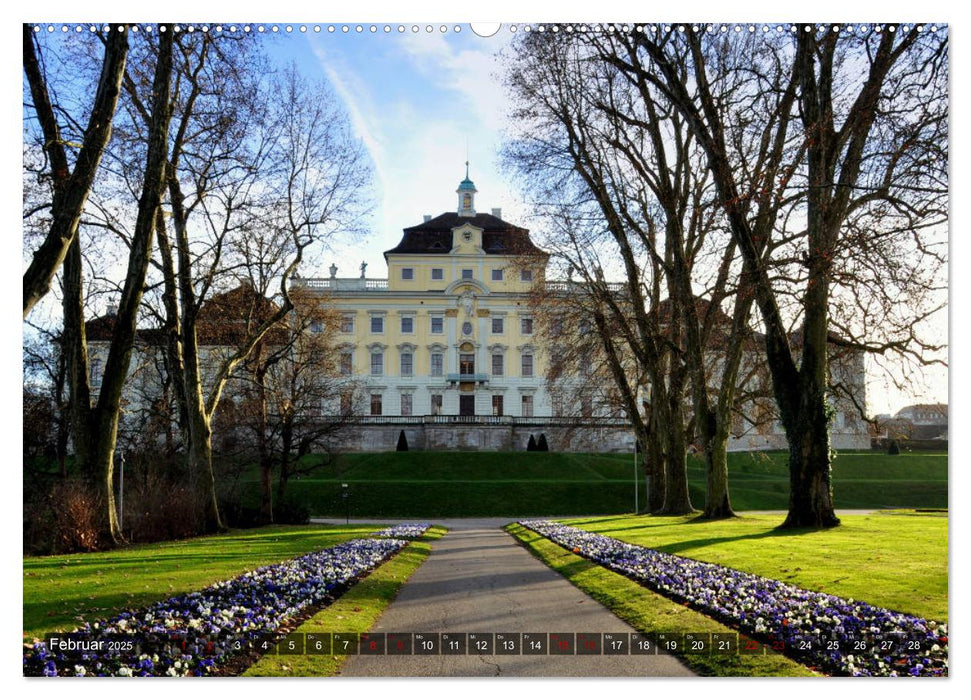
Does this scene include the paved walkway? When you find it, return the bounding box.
[332,519,694,677]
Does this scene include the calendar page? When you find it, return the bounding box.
[21,6,949,686]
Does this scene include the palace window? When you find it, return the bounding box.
[492,317,504,334]
[90,358,103,385]
[431,394,443,415]
[430,352,444,377]
[401,267,414,280]
[521,269,533,282]
[491,268,504,281]
[340,391,353,414]
[492,353,504,376]
[370,394,383,416]
[370,351,384,376]
[521,354,534,377]
[431,316,444,333]
[460,353,475,375]
[370,316,384,333]
[400,352,413,376]
[520,317,534,335]
[340,315,354,333]
[400,394,413,416]
[401,316,414,333]
[578,353,593,374]
[431,268,444,280]
[580,395,594,418]
[521,394,534,417]
[340,351,353,376]
[310,319,324,333]
[462,269,474,280]
[492,395,504,416]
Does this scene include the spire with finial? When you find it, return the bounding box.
[456,161,477,217]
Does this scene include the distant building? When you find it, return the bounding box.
[879,403,948,441]
[84,168,872,454]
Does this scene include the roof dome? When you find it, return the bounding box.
[457,161,477,191]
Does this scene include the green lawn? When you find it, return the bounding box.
[245,526,447,677]
[238,450,948,517]
[23,523,390,640]
[506,523,814,677]
[556,512,948,622]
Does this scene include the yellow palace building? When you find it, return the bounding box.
[292,168,631,451]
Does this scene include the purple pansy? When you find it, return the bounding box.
[370,523,432,539]
[24,538,407,677]
[520,520,947,677]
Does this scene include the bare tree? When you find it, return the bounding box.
[22,23,129,318]
[58,27,173,544]
[224,290,361,523]
[23,322,70,477]
[610,25,947,527]
[126,47,371,531]
[504,30,767,517]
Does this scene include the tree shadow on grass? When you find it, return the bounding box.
[645,516,827,556]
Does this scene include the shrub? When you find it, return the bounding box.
[888,439,901,455]
[537,433,549,451]
[527,434,537,451]
[275,499,311,525]
[396,430,409,452]
[48,478,102,553]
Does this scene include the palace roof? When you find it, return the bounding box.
[384,212,546,259]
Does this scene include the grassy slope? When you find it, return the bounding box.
[557,512,948,622]
[506,523,814,677]
[23,524,389,640]
[244,526,447,677]
[239,450,948,516]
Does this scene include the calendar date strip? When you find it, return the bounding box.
[45,630,939,658]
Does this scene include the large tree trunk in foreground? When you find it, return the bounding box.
[23,23,129,318]
[701,424,734,519]
[59,29,173,545]
[658,398,694,515]
[781,377,840,528]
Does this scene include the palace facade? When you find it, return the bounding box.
[293,168,557,424]
[85,168,871,453]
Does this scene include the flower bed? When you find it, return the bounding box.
[370,522,432,539]
[24,538,407,677]
[520,520,947,677]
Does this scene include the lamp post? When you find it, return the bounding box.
[633,435,639,514]
[341,483,349,525]
[118,451,125,532]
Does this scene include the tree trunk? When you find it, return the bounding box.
[781,397,840,528]
[659,400,694,515]
[256,370,273,525]
[91,417,123,542]
[186,400,223,532]
[701,423,735,519]
[22,23,129,318]
[258,456,273,525]
[642,402,666,513]
[277,418,294,505]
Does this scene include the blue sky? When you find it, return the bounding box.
[9,7,953,417]
[264,25,524,278]
[265,24,949,415]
